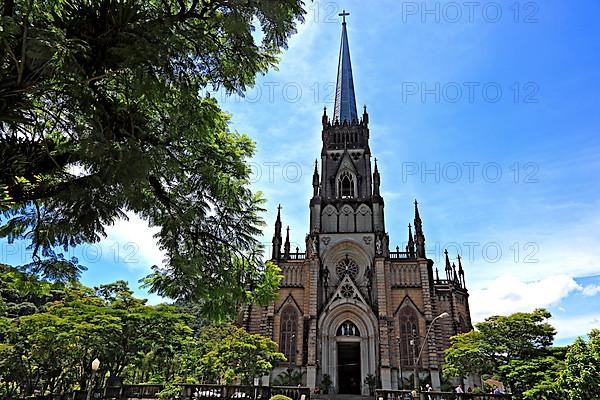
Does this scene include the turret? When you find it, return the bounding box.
[444,249,452,280]
[373,158,381,196]
[271,205,282,260]
[284,226,291,259]
[458,254,466,288]
[312,160,320,197]
[414,200,426,258]
[407,223,415,258]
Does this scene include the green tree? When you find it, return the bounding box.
[0,271,195,395]
[559,329,600,400]
[192,324,285,384]
[443,330,492,379]
[0,0,305,319]
[443,308,557,399]
[510,348,565,400]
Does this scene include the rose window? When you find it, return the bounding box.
[340,284,354,298]
[336,256,359,279]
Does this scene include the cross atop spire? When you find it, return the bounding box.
[339,9,350,24]
[333,12,358,124]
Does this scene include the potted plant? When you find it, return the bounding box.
[364,373,377,396]
[321,374,332,394]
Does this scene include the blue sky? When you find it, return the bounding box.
[2,1,599,345]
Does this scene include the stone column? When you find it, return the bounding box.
[375,256,391,389]
[430,369,441,390]
[306,255,320,390]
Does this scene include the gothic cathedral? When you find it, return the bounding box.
[240,17,472,395]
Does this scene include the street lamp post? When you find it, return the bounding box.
[86,358,101,400]
[413,312,450,394]
[411,331,418,393]
[396,336,404,390]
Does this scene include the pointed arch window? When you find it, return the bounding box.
[399,307,420,367]
[280,306,298,364]
[337,320,360,336]
[338,171,355,198]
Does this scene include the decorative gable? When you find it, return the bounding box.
[323,275,369,312]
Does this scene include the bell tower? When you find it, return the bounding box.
[309,14,385,238]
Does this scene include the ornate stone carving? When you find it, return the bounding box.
[336,255,359,279]
[340,283,354,298]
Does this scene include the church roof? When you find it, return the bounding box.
[333,15,358,124]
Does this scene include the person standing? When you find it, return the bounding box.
[425,384,433,400]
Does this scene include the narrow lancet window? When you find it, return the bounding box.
[280,306,298,364]
[399,307,420,367]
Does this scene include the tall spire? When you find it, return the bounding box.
[373,158,380,196]
[271,204,282,260]
[312,159,320,197]
[445,249,452,280]
[284,226,291,258]
[458,254,466,288]
[414,200,426,258]
[407,223,415,258]
[333,10,358,124]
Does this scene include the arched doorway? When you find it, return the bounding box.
[336,321,361,394]
[318,302,378,395]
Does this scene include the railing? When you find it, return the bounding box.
[287,252,306,260]
[123,385,165,398]
[270,386,311,400]
[434,279,466,290]
[181,385,265,400]
[31,385,310,400]
[389,251,412,260]
[376,390,512,400]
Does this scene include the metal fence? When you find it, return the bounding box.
[23,385,310,400]
[376,390,512,400]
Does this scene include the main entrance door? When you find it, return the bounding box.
[337,342,361,394]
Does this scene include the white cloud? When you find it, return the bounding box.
[469,274,581,323]
[102,213,164,271]
[551,313,600,341]
[581,284,600,297]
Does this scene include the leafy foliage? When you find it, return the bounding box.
[364,373,377,395]
[0,265,283,397]
[0,0,305,319]
[272,368,305,386]
[443,309,558,399]
[188,324,285,385]
[320,374,332,394]
[270,396,292,400]
[558,329,600,400]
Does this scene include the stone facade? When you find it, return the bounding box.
[239,19,473,395]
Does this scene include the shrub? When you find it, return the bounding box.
[270,395,293,400]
